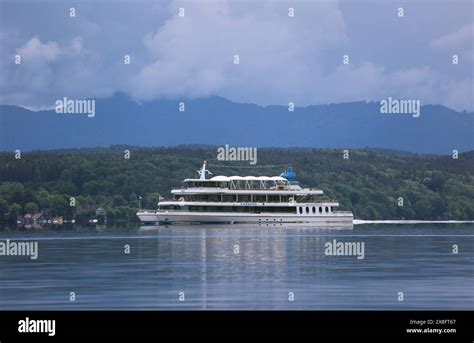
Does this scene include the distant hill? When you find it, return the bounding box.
[0,93,472,154]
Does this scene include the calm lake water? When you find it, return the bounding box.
[0,224,473,310]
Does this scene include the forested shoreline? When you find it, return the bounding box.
[0,146,473,226]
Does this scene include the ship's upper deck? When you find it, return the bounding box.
[184,175,289,190]
[177,176,323,195]
[176,161,323,195]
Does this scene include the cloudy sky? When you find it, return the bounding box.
[0,0,472,111]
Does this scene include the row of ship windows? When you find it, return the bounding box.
[159,205,334,214]
[182,181,287,190]
[174,195,320,202]
[299,206,333,214]
[161,206,296,213]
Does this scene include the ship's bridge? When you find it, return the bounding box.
[183,175,291,191]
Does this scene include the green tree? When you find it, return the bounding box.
[0,198,9,223]
[9,203,22,223]
[36,189,51,209]
[413,200,432,219]
[25,202,39,214]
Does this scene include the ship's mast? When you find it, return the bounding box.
[197,160,212,180]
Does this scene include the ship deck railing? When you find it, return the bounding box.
[159,199,340,204]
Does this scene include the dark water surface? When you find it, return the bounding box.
[0,224,473,310]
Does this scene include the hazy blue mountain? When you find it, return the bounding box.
[0,93,472,154]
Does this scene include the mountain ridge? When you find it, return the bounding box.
[1,93,472,153]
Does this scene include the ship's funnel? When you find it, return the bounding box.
[280,166,296,181]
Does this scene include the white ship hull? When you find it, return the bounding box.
[137,210,353,226]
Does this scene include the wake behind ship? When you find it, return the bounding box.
[137,161,353,226]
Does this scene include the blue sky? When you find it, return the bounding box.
[0,0,472,111]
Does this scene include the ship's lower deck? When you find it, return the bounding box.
[137,210,353,226]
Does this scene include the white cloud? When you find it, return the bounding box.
[16,36,60,61]
[431,23,474,62]
[1,1,472,111]
[132,0,347,103]
[440,78,473,112]
[431,23,474,48]
[129,1,472,111]
[70,37,83,55]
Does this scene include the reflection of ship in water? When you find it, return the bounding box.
[137,225,350,308]
[141,223,354,230]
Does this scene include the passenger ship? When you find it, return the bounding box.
[137,161,353,226]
